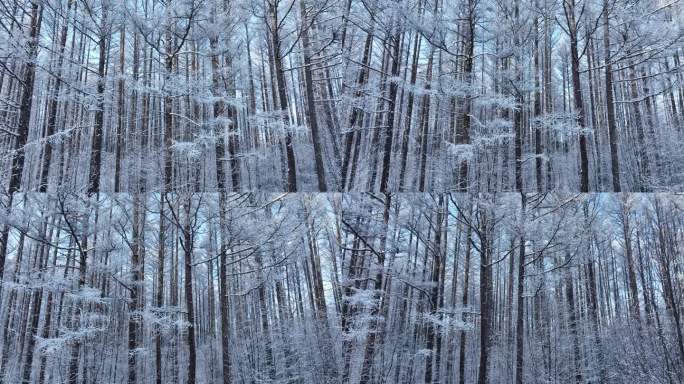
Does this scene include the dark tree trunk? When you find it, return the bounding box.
[270,2,298,191]
[425,196,445,383]
[299,0,327,191]
[379,30,402,193]
[564,0,590,192]
[88,5,109,194]
[603,0,621,191]
[39,0,72,192]
[0,2,42,286]
[478,210,492,384]
[514,194,526,384]
[182,199,197,384]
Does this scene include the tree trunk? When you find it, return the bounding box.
[620,198,641,324]
[156,199,166,384]
[564,0,590,192]
[603,0,621,192]
[182,198,197,384]
[0,1,42,285]
[458,223,473,384]
[565,255,582,383]
[270,2,298,191]
[299,0,327,191]
[379,29,402,193]
[128,195,143,384]
[425,196,445,383]
[19,219,49,384]
[478,208,492,384]
[115,25,126,192]
[163,27,175,191]
[88,5,109,194]
[359,195,392,383]
[398,20,423,191]
[514,194,526,384]
[417,44,436,192]
[628,65,651,191]
[212,25,234,383]
[39,0,72,192]
[533,13,544,192]
[341,28,374,190]
[456,1,475,192]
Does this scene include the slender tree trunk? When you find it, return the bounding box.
[182,198,197,384]
[115,25,126,192]
[164,26,175,191]
[19,219,49,384]
[270,2,298,191]
[514,194,526,384]
[628,65,651,192]
[341,28,374,190]
[533,13,544,192]
[458,222,472,384]
[66,213,90,384]
[128,195,143,384]
[156,198,165,384]
[425,196,445,383]
[603,0,621,191]
[0,1,42,286]
[456,1,475,192]
[359,195,391,383]
[299,0,327,191]
[564,0,590,192]
[514,0,524,194]
[565,255,582,383]
[379,28,402,193]
[398,18,423,191]
[586,237,605,382]
[620,199,641,324]
[39,0,73,192]
[417,44,436,192]
[478,209,492,384]
[88,5,109,194]
[212,26,234,384]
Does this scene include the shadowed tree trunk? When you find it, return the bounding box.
[87,4,109,194]
[0,1,43,287]
[299,0,327,191]
[514,194,526,384]
[563,0,590,192]
[603,0,621,192]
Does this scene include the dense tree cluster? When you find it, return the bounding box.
[0,0,682,193]
[1,0,683,383]
[0,193,683,383]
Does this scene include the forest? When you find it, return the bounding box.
[1,0,684,383]
[0,193,683,383]
[0,0,683,193]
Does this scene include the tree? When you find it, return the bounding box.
[0,0,42,286]
[1,193,683,383]
[0,0,680,192]
[603,0,621,192]
[561,0,591,192]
